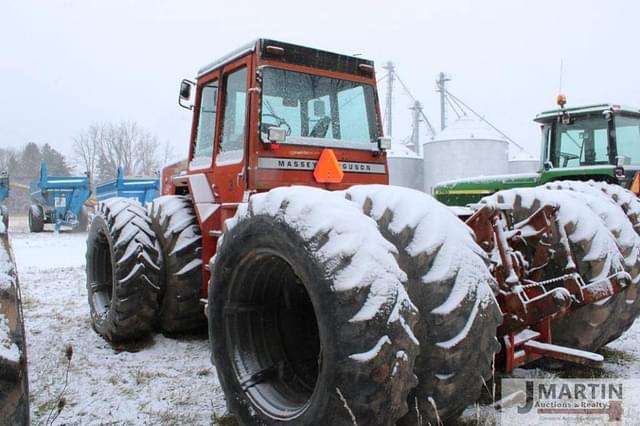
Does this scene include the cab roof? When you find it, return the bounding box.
[196,38,375,79]
[534,103,640,123]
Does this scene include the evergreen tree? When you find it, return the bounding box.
[18,142,42,181]
[41,143,71,176]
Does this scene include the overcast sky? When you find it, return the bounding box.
[2,0,638,167]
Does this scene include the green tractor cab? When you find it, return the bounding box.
[434,103,640,206]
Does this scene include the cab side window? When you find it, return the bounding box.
[192,81,218,166]
[217,67,248,164]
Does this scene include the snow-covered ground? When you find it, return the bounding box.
[7,215,640,425]
[8,217,228,425]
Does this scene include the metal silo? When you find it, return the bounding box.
[423,116,509,193]
[508,152,540,174]
[387,142,424,192]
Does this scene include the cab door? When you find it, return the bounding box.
[188,71,219,173]
[211,56,252,214]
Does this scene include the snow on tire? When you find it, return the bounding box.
[483,187,630,351]
[149,196,205,334]
[86,198,161,342]
[543,181,640,342]
[0,233,29,424]
[345,185,502,425]
[0,205,8,231]
[586,180,640,239]
[210,186,419,426]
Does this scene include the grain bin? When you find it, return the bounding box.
[423,116,509,193]
[387,142,424,191]
[508,152,540,174]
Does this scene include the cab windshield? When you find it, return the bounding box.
[552,116,609,168]
[615,116,640,165]
[260,67,379,149]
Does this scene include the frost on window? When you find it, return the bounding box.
[215,149,243,165]
[217,67,248,166]
[192,81,218,168]
[554,116,609,167]
[615,116,640,165]
[261,68,378,148]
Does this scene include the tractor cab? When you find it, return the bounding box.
[168,39,392,289]
[172,39,390,223]
[535,103,640,188]
[434,102,640,206]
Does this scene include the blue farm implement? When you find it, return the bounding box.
[95,166,159,205]
[29,163,91,233]
[0,171,8,231]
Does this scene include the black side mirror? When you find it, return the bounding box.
[179,79,195,110]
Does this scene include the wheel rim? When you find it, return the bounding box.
[89,225,114,317]
[225,249,321,420]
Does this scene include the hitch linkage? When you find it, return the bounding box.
[465,203,630,372]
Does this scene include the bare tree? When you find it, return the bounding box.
[75,121,166,181]
[161,140,175,168]
[73,126,99,180]
[0,147,19,173]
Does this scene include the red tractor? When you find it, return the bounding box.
[85,39,638,425]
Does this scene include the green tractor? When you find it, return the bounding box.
[434,102,640,205]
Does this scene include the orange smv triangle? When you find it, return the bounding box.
[313,148,344,184]
[632,173,640,195]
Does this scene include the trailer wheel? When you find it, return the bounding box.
[346,185,502,425]
[86,198,161,342]
[543,181,640,344]
[149,196,205,334]
[28,204,44,233]
[485,187,628,351]
[0,205,8,231]
[211,187,419,426]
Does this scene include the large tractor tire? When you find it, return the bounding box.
[0,205,8,231]
[28,204,44,233]
[0,231,29,424]
[210,187,420,426]
[587,181,640,237]
[543,181,640,341]
[345,185,502,425]
[484,187,629,351]
[149,196,205,334]
[86,198,161,342]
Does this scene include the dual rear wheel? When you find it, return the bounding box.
[86,196,206,341]
[210,186,501,425]
[484,184,640,352]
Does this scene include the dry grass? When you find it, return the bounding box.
[197,368,211,376]
[130,368,170,385]
[213,413,240,426]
